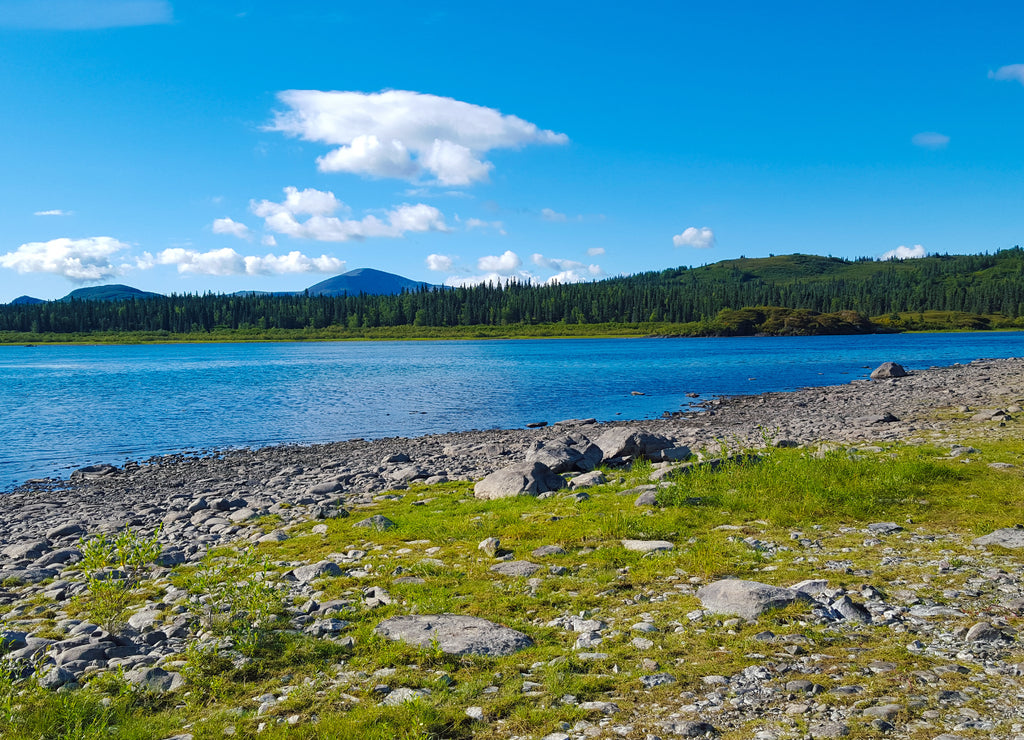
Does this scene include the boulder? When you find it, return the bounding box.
[621,539,674,553]
[973,527,1024,549]
[870,362,909,379]
[489,560,541,577]
[474,462,565,500]
[592,427,673,463]
[292,560,344,583]
[354,515,396,531]
[375,614,533,656]
[697,579,812,620]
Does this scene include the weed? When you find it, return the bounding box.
[75,526,163,633]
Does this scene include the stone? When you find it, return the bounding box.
[862,703,902,720]
[634,490,659,507]
[532,545,567,557]
[870,362,909,379]
[697,579,811,620]
[478,537,501,557]
[381,687,429,705]
[473,461,566,500]
[808,721,850,738]
[621,539,674,553]
[659,720,717,736]
[592,427,673,463]
[124,666,185,693]
[375,614,533,656]
[973,527,1024,549]
[640,672,676,688]
[292,560,344,583]
[832,595,871,623]
[964,621,1006,642]
[46,523,85,540]
[490,560,541,577]
[866,522,903,535]
[354,515,396,531]
[568,470,607,489]
[3,539,49,561]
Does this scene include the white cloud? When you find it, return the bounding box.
[426,254,455,272]
[587,247,605,256]
[34,209,72,217]
[157,247,345,276]
[262,235,277,247]
[268,89,568,186]
[673,226,716,249]
[880,244,926,261]
[251,186,449,241]
[478,250,522,274]
[532,253,603,281]
[911,132,950,150]
[0,236,130,281]
[989,64,1024,84]
[541,207,567,222]
[463,217,506,234]
[0,0,172,29]
[211,217,252,239]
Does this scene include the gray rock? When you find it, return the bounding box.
[473,461,566,500]
[568,470,607,489]
[381,687,429,705]
[124,666,184,693]
[592,427,673,463]
[621,539,674,553]
[697,579,812,620]
[809,721,850,738]
[964,621,1007,642]
[489,560,541,577]
[532,545,567,557]
[866,522,903,535]
[634,490,659,507]
[640,672,676,688]
[3,538,49,561]
[46,523,85,540]
[658,720,716,736]
[870,362,909,379]
[832,595,871,623]
[375,614,533,656]
[37,665,76,689]
[354,515,396,531]
[973,527,1024,549]
[292,560,344,583]
[478,537,501,557]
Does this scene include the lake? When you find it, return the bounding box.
[2,332,1023,490]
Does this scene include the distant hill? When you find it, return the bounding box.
[61,285,163,302]
[9,295,44,305]
[306,268,440,296]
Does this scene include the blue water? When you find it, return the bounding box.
[2,332,1022,490]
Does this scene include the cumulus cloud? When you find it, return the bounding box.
[262,235,277,247]
[587,247,605,256]
[251,186,448,241]
[0,236,131,281]
[156,247,345,276]
[0,0,172,29]
[34,209,72,217]
[911,132,950,150]
[880,244,926,261]
[212,217,252,239]
[541,208,567,222]
[989,64,1024,84]
[673,226,716,249]
[268,89,568,186]
[532,253,603,282]
[426,254,455,272]
[478,250,522,274]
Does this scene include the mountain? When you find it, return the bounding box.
[61,285,164,302]
[9,295,44,305]
[305,268,440,296]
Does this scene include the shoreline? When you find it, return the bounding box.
[2,356,1022,562]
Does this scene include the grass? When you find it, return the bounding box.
[2,436,1024,738]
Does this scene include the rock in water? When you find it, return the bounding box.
[870,362,909,379]
[697,578,811,619]
[474,461,565,500]
[375,614,533,656]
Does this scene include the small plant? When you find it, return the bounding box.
[183,547,286,657]
[76,526,163,633]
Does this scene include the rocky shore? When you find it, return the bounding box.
[2,356,1024,739]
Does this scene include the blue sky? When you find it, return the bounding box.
[2,0,1023,301]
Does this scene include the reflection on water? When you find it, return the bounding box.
[1,333,1022,489]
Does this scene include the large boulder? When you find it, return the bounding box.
[474,462,565,500]
[697,579,812,620]
[973,527,1024,549]
[870,362,909,379]
[592,427,673,463]
[375,614,533,656]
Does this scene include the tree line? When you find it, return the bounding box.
[2,248,1024,336]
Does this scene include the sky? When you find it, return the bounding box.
[2,1,1024,301]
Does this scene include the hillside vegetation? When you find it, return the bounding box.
[3,249,1024,342]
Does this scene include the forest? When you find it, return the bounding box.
[2,248,1024,341]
